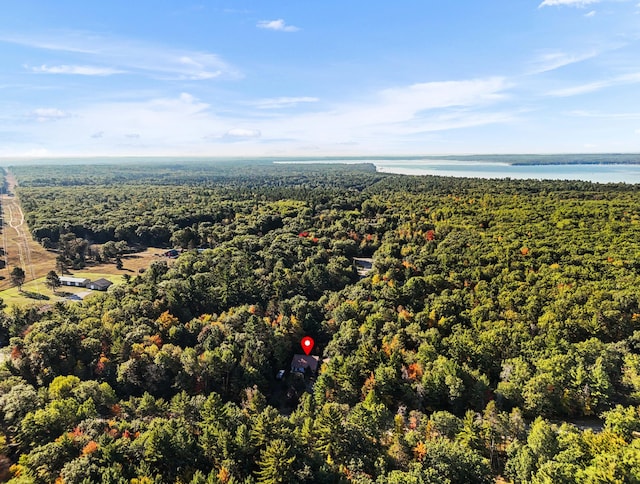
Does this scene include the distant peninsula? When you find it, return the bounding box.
[419,153,640,166]
[273,153,640,166]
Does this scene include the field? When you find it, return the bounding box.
[0,272,118,307]
[0,249,167,306]
[0,172,57,291]
[0,171,167,302]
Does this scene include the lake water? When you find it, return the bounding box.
[7,156,640,184]
[372,159,640,184]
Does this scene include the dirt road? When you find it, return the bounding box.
[0,171,56,291]
[0,169,166,293]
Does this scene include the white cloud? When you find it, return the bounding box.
[21,148,53,157]
[223,128,261,139]
[249,77,511,146]
[567,110,640,119]
[528,50,598,74]
[548,72,640,96]
[27,64,123,76]
[176,56,222,80]
[253,97,319,109]
[5,79,512,155]
[30,108,70,122]
[2,32,239,81]
[549,80,610,96]
[378,78,508,115]
[202,128,262,142]
[539,0,600,7]
[636,128,640,134]
[0,34,96,53]
[10,92,226,155]
[585,10,597,16]
[386,110,518,136]
[257,19,300,32]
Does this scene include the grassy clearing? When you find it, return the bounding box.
[0,171,167,291]
[0,272,126,309]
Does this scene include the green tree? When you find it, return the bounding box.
[45,270,61,293]
[254,439,296,484]
[10,266,26,291]
[314,403,351,466]
[418,438,493,484]
[55,254,67,274]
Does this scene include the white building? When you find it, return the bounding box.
[59,276,90,287]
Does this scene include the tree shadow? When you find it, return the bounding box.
[20,291,50,301]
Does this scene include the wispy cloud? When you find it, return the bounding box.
[2,32,240,81]
[204,128,262,142]
[539,0,600,7]
[174,56,223,80]
[257,19,300,32]
[528,50,598,74]
[548,72,640,96]
[378,78,508,115]
[46,92,231,149]
[9,78,513,155]
[549,79,611,96]
[26,64,123,76]
[257,77,512,145]
[224,128,261,139]
[385,110,518,136]
[567,109,640,119]
[30,108,70,122]
[0,34,96,53]
[585,10,597,16]
[253,97,319,109]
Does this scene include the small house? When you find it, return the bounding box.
[353,257,374,277]
[290,354,320,375]
[59,276,90,287]
[87,278,113,291]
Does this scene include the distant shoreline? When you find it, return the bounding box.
[3,153,640,167]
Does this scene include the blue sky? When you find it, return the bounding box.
[1,0,639,157]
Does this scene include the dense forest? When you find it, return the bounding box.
[1,161,640,483]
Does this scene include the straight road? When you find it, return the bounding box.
[0,171,57,291]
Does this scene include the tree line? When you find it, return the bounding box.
[0,161,639,482]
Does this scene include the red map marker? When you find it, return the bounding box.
[301,336,315,355]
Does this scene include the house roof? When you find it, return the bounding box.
[353,257,374,276]
[89,278,113,289]
[290,354,320,373]
[59,276,90,284]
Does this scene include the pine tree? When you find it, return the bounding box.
[314,403,349,465]
[45,270,61,293]
[254,439,296,484]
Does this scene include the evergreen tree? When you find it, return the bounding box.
[254,439,296,484]
[45,270,61,293]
